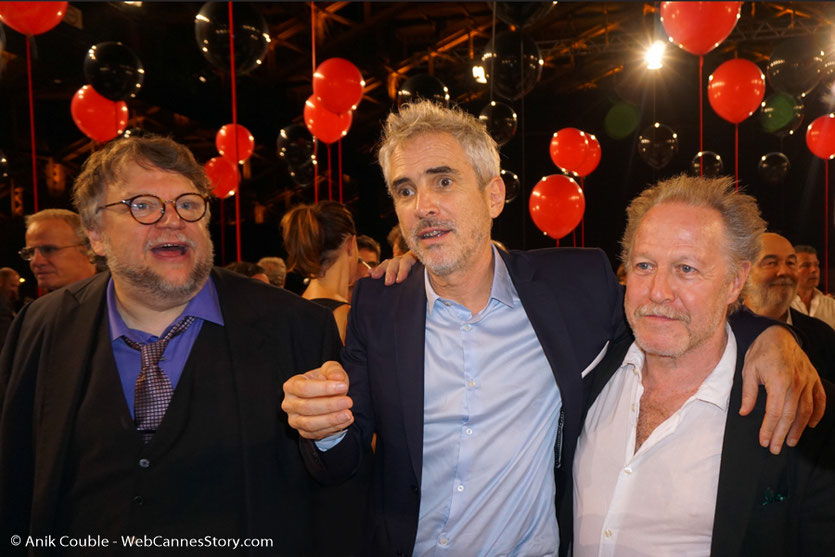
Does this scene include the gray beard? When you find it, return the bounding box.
[106,244,215,305]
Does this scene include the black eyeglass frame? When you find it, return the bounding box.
[97,193,210,225]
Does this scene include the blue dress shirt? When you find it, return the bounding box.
[107,277,225,417]
[413,247,562,557]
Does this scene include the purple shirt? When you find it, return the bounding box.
[107,276,225,417]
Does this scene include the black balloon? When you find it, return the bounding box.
[500,169,520,204]
[637,124,678,170]
[479,101,517,146]
[397,74,450,107]
[690,151,724,177]
[276,124,315,168]
[195,2,269,75]
[766,37,823,97]
[493,2,554,28]
[0,150,8,183]
[758,152,790,186]
[84,42,144,101]
[482,30,543,100]
[122,127,150,139]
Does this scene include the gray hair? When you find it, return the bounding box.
[25,208,94,260]
[257,256,287,288]
[377,100,500,192]
[72,135,212,231]
[621,174,766,312]
[794,245,817,256]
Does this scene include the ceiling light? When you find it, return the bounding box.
[645,40,665,70]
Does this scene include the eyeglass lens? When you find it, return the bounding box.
[129,194,206,224]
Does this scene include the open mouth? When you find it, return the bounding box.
[419,228,450,240]
[151,243,188,257]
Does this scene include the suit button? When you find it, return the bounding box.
[410,484,419,494]
[138,458,150,468]
[133,496,144,506]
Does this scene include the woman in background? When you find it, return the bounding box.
[281,200,365,342]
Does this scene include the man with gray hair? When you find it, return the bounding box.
[21,208,97,291]
[574,176,834,556]
[257,256,287,288]
[790,245,835,329]
[283,102,821,557]
[1,135,343,554]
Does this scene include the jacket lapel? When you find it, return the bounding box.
[393,266,429,481]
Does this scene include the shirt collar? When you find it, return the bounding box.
[424,244,516,315]
[107,275,224,342]
[620,322,736,411]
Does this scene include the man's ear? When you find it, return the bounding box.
[728,260,752,304]
[86,226,107,257]
[486,175,505,219]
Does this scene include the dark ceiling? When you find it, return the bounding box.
[2,2,835,284]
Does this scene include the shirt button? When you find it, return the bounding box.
[631,403,637,412]
[463,324,472,331]
[624,467,632,475]
[468,380,475,388]
[444,302,451,307]
[456,484,464,492]
[439,537,448,546]
[465,428,473,435]
[604,529,613,538]
[138,458,150,468]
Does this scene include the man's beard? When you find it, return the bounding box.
[105,236,214,304]
[751,277,797,314]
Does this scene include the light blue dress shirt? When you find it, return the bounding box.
[413,248,561,557]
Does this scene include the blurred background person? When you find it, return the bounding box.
[791,245,835,330]
[387,223,409,258]
[224,261,270,284]
[281,200,360,342]
[0,267,21,352]
[22,209,97,292]
[257,256,287,288]
[356,235,381,268]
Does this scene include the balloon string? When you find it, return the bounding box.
[338,139,343,203]
[826,161,830,294]
[580,176,585,247]
[228,1,241,261]
[327,143,332,200]
[26,36,38,212]
[734,124,739,191]
[489,2,496,103]
[311,1,319,204]
[220,198,226,264]
[699,55,704,177]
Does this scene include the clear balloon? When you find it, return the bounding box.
[529,174,585,240]
[194,2,269,75]
[479,101,517,146]
[397,74,450,107]
[0,1,67,36]
[70,85,129,143]
[84,42,144,101]
[216,123,255,164]
[313,58,364,115]
[766,37,823,98]
[494,2,554,28]
[690,151,724,177]
[759,93,804,137]
[660,1,742,56]
[204,156,239,198]
[637,123,678,170]
[276,124,315,168]
[304,95,352,144]
[500,169,520,204]
[604,102,640,140]
[289,159,316,187]
[758,152,790,186]
[708,58,765,124]
[481,30,543,100]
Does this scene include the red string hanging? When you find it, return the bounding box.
[227,2,242,261]
[220,199,226,264]
[327,143,332,200]
[699,55,704,177]
[26,37,39,212]
[580,177,585,247]
[338,139,343,203]
[826,161,830,294]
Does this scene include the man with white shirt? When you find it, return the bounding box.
[790,245,835,329]
[574,175,835,556]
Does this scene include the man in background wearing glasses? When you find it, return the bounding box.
[20,209,97,292]
[0,136,343,555]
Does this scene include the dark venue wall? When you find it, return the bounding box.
[1,2,834,302]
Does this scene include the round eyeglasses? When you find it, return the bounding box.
[97,193,209,225]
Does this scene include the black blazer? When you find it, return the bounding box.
[789,307,835,382]
[583,326,835,556]
[0,268,342,555]
[302,247,630,556]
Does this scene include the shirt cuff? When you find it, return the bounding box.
[314,430,347,451]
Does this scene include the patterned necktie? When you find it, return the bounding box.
[123,315,195,443]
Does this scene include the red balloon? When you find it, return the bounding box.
[70,85,128,143]
[204,157,240,198]
[574,134,601,177]
[216,124,255,164]
[550,128,591,173]
[313,57,364,115]
[708,59,765,124]
[806,114,835,160]
[304,95,352,144]
[529,174,586,240]
[660,1,742,56]
[0,1,67,35]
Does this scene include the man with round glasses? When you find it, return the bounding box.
[20,208,97,291]
[0,135,343,554]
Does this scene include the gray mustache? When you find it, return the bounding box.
[634,303,691,324]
